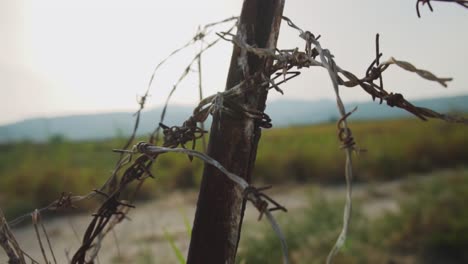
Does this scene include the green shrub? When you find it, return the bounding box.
[374,170,468,263]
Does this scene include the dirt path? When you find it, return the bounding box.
[7,178,408,264]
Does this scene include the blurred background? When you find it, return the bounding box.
[1,1,467,263]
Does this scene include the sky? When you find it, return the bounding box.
[1,0,467,125]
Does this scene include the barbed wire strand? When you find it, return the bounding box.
[6,18,239,228]
[134,143,289,263]
[4,17,240,264]
[0,208,26,264]
[3,8,468,264]
[106,17,239,193]
[150,23,237,145]
[102,17,240,195]
[275,15,466,263]
[146,16,238,96]
[31,210,50,264]
[7,22,239,230]
[416,0,468,17]
[382,57,452,87]
[305,32,355,264]
[265,210,289,264]
[282,16,468,124]
[197,27,207,153]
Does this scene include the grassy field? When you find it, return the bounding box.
[237,169,468,264]
[0,117,467,219]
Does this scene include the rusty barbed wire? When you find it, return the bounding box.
[70,190,136,264]
[214,13,468,263]
[2,17,237,263]
[49,192,77,211]
[159,120,207,150]
[31,210,57,264]
[4,17,243,264]
[382,57,452,87]
[196,28,208,153]
[242,185,288,220]
[149,22,238,145]
[134,143,290,263]
[91,20,241,259]
[64,11,467,263]
[1,208,26,264]
[276,15,468,263]
[8,189,95,227]
[155,65,294,155]
[286,18,467,124]
[337,107,358,151]
[146,16,238,96]
[301,29,356,264]
[416,0,468,17]
[2,5,468,263]
[80,17,241,259]
[216,18,468,127]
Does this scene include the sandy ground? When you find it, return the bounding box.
[5,178,406,264]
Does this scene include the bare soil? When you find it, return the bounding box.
[7,177,410,264]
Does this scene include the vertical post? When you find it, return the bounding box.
[187,0,285,263]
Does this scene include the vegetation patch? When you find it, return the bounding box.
[238,169,468,263]
[1,117,467,220]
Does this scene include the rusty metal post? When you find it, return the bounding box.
[187,0,285,263]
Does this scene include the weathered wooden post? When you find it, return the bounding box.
[187,0,285,263]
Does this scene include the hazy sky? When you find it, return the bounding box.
[1,0,467,125]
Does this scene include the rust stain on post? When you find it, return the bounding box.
[187,0,285,263]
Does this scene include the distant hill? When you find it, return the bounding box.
[0,95,467,142]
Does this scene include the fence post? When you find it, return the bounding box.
[187,0,285,263]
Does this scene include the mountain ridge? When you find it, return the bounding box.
[1,95,467,142]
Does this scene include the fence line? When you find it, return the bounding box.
[1,1,468,263]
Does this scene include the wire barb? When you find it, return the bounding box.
[416,0,468,17]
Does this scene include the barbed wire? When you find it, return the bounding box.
[149,21,238,145]
[4,16,243,264]
[300,28,356,264]
[134,143,289,263]
[0,208,26,264]
[146,16,238,96]
[31,210,56,264]
[68,17,244,263]
[416,0,468,17]
[212,13,467,263]
[2,4,468,264]
[6,18,239,223]
[196,28,207,153]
